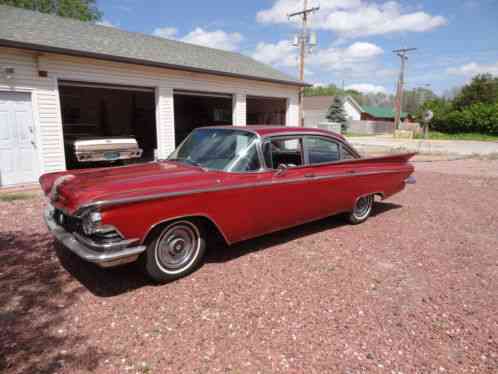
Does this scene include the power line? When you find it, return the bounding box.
[393,48,417,129]
[288,0,319,126]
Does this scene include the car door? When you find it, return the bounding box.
[301,136,359,216]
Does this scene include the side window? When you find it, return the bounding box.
[304,137,340,164]
[341,146,357,160]
[263,137,303,169]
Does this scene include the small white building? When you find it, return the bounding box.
[0,5,304,187]
[303,95,363,128]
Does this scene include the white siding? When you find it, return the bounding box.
[0,47,300,180]
[233,93,246,126]
[344,99,361,121]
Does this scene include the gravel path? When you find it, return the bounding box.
[1,160,497,373]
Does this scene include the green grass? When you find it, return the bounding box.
[414,131,498,141]
[343,132,374,137]
[0,192,37,202]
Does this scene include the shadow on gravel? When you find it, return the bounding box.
[206,201,402,263]
[0,231,110,373]
[51,201,401,297]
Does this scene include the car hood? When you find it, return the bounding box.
[40,161,222,214]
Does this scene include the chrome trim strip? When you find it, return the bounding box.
[44,206,146,267]
[73,232,139,251]
[75,168,408,216]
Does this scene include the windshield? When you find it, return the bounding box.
[168,128,261,172]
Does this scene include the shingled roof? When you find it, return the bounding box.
[0,5,305,87]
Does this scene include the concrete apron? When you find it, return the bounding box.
[346,137,498,157]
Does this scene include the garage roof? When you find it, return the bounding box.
[0,5,307,87]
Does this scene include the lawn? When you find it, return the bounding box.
[415,131,498,141]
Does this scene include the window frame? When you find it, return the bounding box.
[302,135,360,166]
[261,135,306,170]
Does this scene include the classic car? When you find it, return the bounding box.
[40,126,416,282]
[64,135,143,166]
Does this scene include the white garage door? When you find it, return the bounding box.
[0,92,38,186]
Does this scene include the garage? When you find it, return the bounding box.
[0,6,303,187]
[58,81,157,169]
[173,90,233,146]
[247,96,287,126]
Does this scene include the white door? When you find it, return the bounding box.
[0,92,38,186]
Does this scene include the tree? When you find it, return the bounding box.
[0,0,101,21]
[453,73,498,109]
[326,97,348,131]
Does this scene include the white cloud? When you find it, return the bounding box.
[181,28,243,51]
[251,40,383,73]
[345,83,387,94]
[257,0,447,37]
[447,61,498,76]
[312,42,383,69]
[152,27,178,39]
[97,19,118,28]
[251,40,297,67]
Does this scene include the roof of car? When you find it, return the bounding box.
[203,125,346,140]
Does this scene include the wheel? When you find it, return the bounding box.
[141,219,206,283]
[347,194,374,224]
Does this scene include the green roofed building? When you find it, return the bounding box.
[361,106,409,121]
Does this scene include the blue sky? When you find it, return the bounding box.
[96,0,498,95]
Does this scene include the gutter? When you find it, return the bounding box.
[0,39,312,88]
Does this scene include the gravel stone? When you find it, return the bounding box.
[1,160,497,373]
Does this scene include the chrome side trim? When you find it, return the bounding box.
[75,168,408,216]
[44,206,146,267]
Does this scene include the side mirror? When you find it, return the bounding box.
[275,163,288,176]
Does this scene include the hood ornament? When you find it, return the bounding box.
[50,175,75,202]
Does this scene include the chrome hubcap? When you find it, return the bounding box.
[354,195,373,219]
[156,223,199,271]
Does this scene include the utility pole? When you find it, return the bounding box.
[393,48,416,129]
[288,0,319,126]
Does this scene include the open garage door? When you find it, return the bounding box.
[59,81,157,169]
[174,90,233,146]
[247,96,287,126]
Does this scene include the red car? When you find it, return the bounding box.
[41,126,415,282]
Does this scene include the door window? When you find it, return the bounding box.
[304,137,340,164]
[263,137,303,169]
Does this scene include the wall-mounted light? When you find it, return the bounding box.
[3,67,15,80]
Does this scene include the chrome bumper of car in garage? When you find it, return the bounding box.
[43,206,146,268]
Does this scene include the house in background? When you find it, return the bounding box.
[303,95,363,127]
[0,5,305,187]
[361,106,409,122]
[303,95,411,129]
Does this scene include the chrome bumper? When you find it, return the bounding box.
[405,175,416,184]
[44,207,146,268]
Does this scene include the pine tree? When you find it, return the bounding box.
[325,96,348,131]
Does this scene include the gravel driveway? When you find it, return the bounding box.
[1,160,497,373]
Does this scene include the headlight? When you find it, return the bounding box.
[82,211,102,235]
[81,211,123,241]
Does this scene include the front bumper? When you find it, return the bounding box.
[44,207,146,268]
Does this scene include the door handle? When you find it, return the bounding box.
[304,173,315,178]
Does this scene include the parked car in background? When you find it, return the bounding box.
[40,126,416,283]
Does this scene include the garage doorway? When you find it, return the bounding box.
[173,90,233,146]
[0,91,38,186]
[246,96,287,126]
[58,81,157,169]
